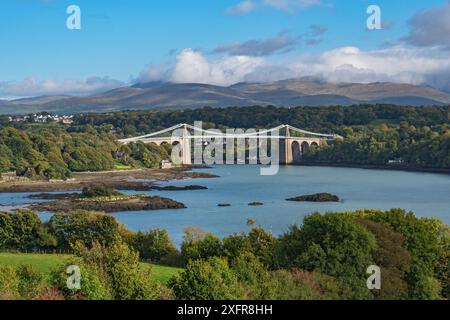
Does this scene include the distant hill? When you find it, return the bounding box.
[1,79,449,115]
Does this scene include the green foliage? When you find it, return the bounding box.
[0,124,169,179]
[230,252,276,299]
[48,210,122,249]
[16,265,45,300]
[132,229,177,262]
[81,185,122,198]
[356,219,411,300]
[278,213,376,299]
[169,257,243,300]
[0,265,19,300]
[0,210,56,251]
[181,227,223,263]
[366,209,446,300]
[52,241,160,300]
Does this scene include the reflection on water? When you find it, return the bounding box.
[1,166,450,245]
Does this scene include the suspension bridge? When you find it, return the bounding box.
[118,124,341,165]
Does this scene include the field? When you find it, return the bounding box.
[0,253,182,284]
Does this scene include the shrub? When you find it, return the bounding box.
[230,252,275,299]
[72,241,158,300]
[17,265,45,300]
[278,213,376,299]
[181,227,223,263]
[357,219,411,300]
[0,266,19,300]
[132,229,177,262]
[49,210,122,249]
[169,257,243,300]
[81,185,122,198]
[50,261,112,301]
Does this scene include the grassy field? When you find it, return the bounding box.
[0,253,182,285]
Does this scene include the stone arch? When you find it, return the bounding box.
[159,141,169,147]
[310,142,319,151]
[292,141,302,163]
[301,141,310,155]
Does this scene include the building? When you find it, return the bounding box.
[160,160,173,169]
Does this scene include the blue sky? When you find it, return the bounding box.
[1,0,450,97]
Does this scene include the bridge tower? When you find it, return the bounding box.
[279,125,293,165]
[181,124,192,165]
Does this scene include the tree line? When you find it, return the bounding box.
[74,104,450,169]
[0,209,449,300]
[0,124,171,180]
[1,104,450,178]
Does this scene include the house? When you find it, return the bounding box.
[160,160,173,169]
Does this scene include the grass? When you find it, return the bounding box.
[114,164,133,170]
[0,253,182,285]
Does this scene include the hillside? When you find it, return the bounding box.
[1,79,450,115]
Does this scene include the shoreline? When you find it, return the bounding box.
[297,162,450,175]
[0,168,218,193]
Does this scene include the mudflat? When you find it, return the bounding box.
[0,168,218,193]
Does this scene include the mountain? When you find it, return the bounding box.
[1,79,450,115]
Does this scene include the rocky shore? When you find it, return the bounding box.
[0,168,218,193]
[28,194,186,213]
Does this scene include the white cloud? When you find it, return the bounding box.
[137,46,450,92]
[0,76,124,98]
[225,0,255,15]
[169,49,264,86]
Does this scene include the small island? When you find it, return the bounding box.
[286,193,340,202]
[28,185,186,213]
[218,203,231,207]
[248,202,264,206]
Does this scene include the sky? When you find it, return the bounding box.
[1,0,450,98]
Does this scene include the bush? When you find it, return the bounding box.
[59,242,160,300]
[230,252,275,299]
[278,213,376,299]
[169,257,243,300]
[81,185,122,198]
[0,266,19,300]
[132,229,177,262]
[357,219,411,300]
[49,210,122,249]
[17,265,44,300]
[50,261,112,300]
[367,209,445,299]
[181,227,223,263]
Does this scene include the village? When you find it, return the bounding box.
[7,113,74,124]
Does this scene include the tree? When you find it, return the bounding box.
[181,227,223,263]
[132,229,177,262]
[169,257,243,300]
[49,210,122,249]
[279,213,376,299]
[367,209,445,299]
[54,241,159,300]
[357,219,411,300]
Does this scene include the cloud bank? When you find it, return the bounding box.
[135,45,450,91]
[0,77,124,99]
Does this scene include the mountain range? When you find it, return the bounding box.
[1,79,450,115]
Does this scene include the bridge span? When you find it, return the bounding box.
[118,124,342,165]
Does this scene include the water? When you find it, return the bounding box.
[1,166,450,245]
